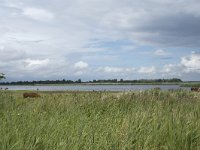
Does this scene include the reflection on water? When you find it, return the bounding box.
[0,85,191,91]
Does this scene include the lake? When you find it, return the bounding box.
[0,84,191,91]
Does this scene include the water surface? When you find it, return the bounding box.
[0,84,190,91]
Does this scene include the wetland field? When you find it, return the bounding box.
[1,90,200,149]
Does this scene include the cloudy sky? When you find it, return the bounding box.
[0,0,200,81]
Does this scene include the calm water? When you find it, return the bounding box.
[0,85,190,91]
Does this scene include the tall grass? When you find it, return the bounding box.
[0,90,200,150]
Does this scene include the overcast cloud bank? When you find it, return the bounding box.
[0,0,200,81]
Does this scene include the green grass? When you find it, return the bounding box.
[0,90,200,150]
[180,82,200,87]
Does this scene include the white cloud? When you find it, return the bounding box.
[162,64,175,73]
[24,58,49,69]
[104,66,123,73]
[161,64,183,77]
[74,71,84,76]
[73,61,89,77]
[138,66,156,74]
[0,45,4,50]
[74,61,89,69]
[95,66,159,79]
[181,52,200,73]
[153,49,169,57]
[98,66,135,74]
[22,7,54,21]
[159,52,200,78]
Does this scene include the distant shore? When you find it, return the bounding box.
[0,82,180,86]
[0,82,199,87]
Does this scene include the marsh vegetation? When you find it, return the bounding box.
[0,90,200,149]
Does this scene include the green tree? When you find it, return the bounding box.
[77,78,81,83]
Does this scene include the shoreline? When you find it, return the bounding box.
[0,82,199,87]
[0,82,182,86]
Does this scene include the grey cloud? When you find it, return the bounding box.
[3,0,200,48]
[132,14,200,47]
[92,0,200,47]
[0,5,22,18]
[0,47,27,61]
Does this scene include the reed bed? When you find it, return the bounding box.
[0,90,200,150]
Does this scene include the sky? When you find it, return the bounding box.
[0,0,200,81]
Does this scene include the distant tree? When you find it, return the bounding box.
[77,79,81,83]
[0,73,5,80]
[119,79,123,82]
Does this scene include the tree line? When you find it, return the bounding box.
[0,78,182,85]
[91,78,182,83]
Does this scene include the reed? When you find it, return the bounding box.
[0,90,200,149]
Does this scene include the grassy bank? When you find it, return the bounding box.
[1,90,200,149]
[180,82,200,87]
